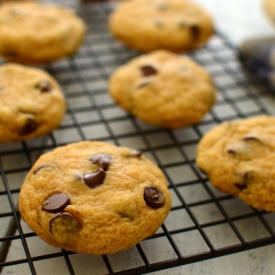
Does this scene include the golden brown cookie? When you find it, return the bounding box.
[196,115,275,212]
[109,50,216,128]
[263,0,275,25]
[108,0,214,53]
[0,63,66,143]
[0,2,86,64]
[19,141,171,255]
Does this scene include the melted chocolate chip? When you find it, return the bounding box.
[227,148,236,154]
[84,168,106,188]
[19,118,37,136]
[234,183,247,190]
[90,154,111,171]
[243,135,261,142]
[144,186,165,208]
[49,212,81,241]
[190,24,200,41]
[141,65,158,76]
[128,150,142,157]
[34,164,55,175]
[42,193,70,213]
[35,80,52,93]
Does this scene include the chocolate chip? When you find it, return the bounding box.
[83,168,106,188]
[144,186,165,208]
[35,80,52,93]
[49,212,81,243]
[90,154,111,171]
[128,150,142,157]
[34,164,55,175]
[141,65,158,76]
[190,24,200,41]
[227,148,236,154]
[19,118,37,136]
[234,183,247,190]
[234,171,255,191]
[42,193,70,213]
[243,135,261,142]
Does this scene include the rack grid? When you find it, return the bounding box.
[1,1,275,274]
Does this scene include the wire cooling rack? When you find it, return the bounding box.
[1,1,275,274]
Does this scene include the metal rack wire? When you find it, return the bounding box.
[1,1,275,274]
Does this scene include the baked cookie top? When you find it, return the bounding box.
[109,50,216,128]
[19,141,171,255]
[0,2,86,64]
[0,63,66,143]
[196,115,275,212]
[263,0,275,24]
[108,0,214,53]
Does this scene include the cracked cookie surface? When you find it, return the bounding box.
[109,50,216,128]
[0,63,66,143]
[108,0,214,53]
[19,141,171,255]
[0,2,86,64]
[196,115,275,211]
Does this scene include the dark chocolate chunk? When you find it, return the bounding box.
[243,135,261,142]
[141,65,158,76]
[90,154,111,171]
[190,24,200,41]
[35,80,52,93]
[84,168,106,188]
[128,150,142,157]
[144,186,165,208]
[234,183,247,190]
[34,164,55,175]
[227,148,236,154]
[49,212,81,243]
[19,118,38,136]
[42,193,70,213]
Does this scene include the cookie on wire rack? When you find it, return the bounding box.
[108,0,214,53]
[0,63,66,143]
[0,2,86,64]
[196,115,275,212]
[19,141,172,255]
[109,50,216,128]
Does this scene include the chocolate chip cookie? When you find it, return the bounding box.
[196,115,275,211]
[0,63,66,143]
[108,0,214,53]
[109,50,216,128]
[0,2,86,64]
[19,141,171,255]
